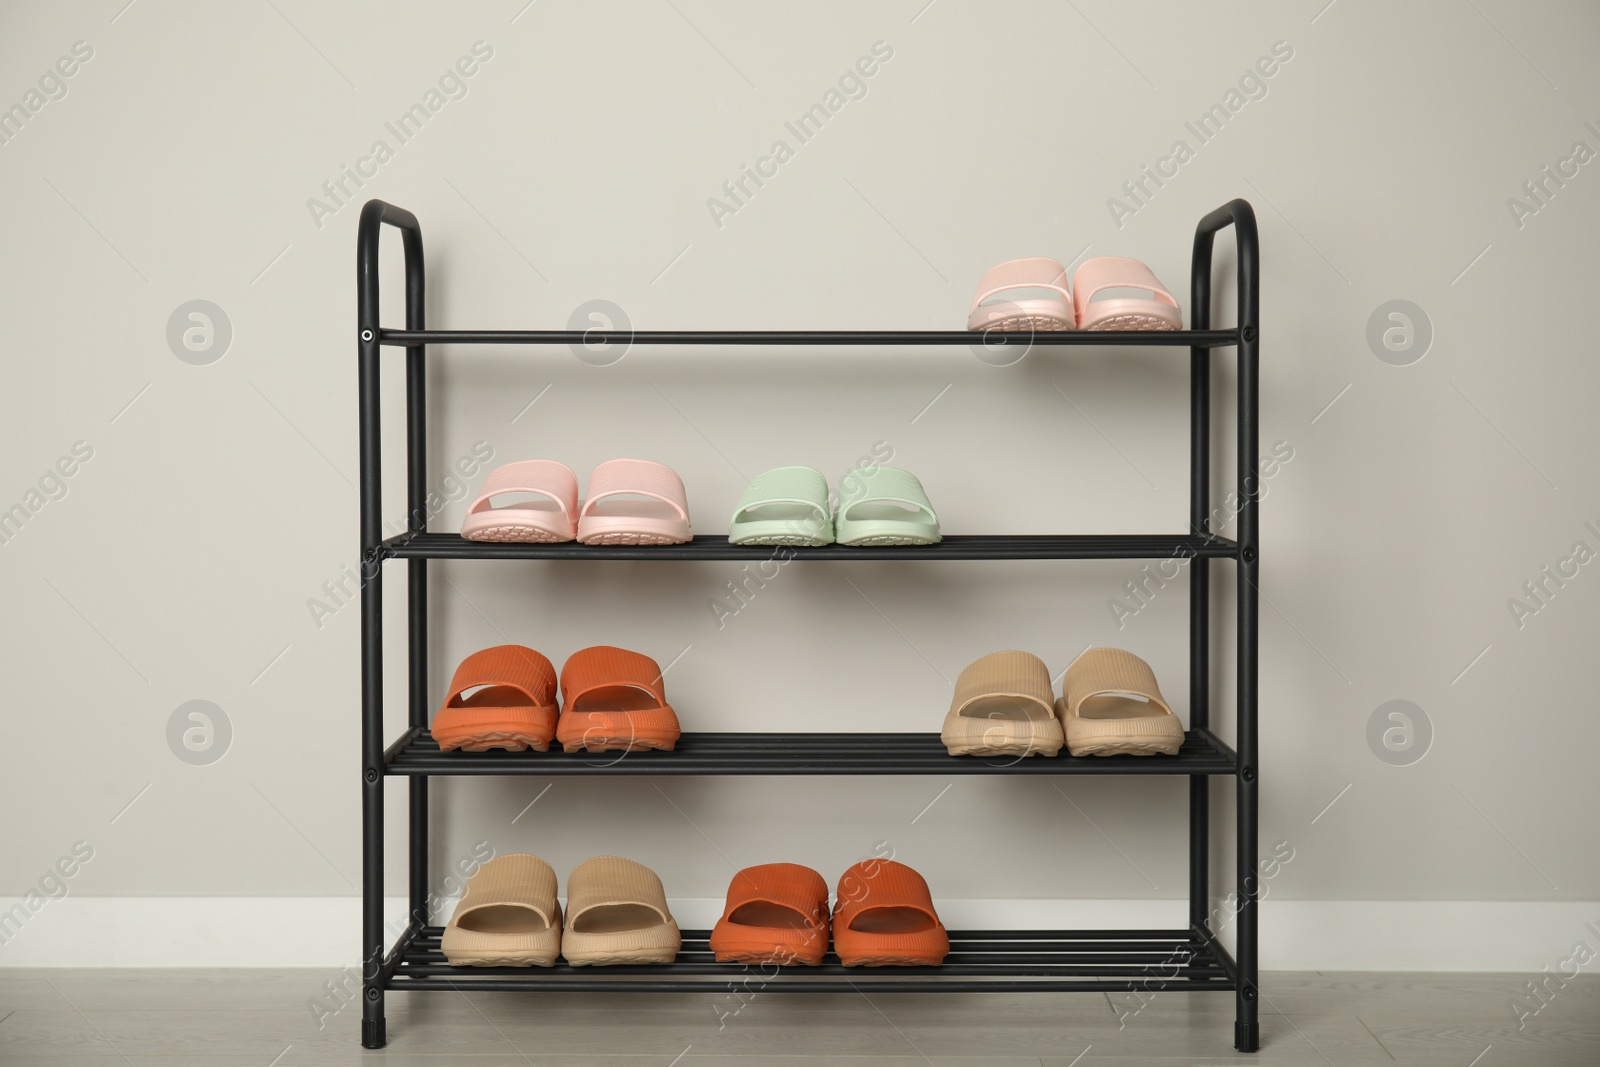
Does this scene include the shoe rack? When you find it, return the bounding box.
[355,198,1262,1052]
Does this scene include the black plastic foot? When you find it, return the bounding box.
[1235,1019,1259,1052]
[362,1018,386,1049]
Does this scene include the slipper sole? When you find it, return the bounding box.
[711,943,825,967]
[560,735,677,753]
[578,530,690,546]
[943,740,1062,757]
[710,927,828,967]
[434,710,556,753]
[838,533,941,547]
[1083,312,1182,331]
[563,949,678,967]
[462,522,572,543]
[730,532,832,547]
[437,730,552,753]
[839,953,948,967]
[968,313,1073,332]
[442,948,559,967]
[556,705,680,753]
[562,913,681,968]
[1067,738,1183,757]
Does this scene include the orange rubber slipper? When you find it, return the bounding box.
[709,863,829,966]
[555,645,681,753]
[432,645,558,752]
[832,859,949,967]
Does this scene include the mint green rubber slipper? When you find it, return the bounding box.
[728,466,834,547]
[835,467,941,547]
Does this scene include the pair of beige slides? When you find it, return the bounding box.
[443,855,679,967]
[941,647,1184,758]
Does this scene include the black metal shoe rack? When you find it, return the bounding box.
[356,198,1262,1052]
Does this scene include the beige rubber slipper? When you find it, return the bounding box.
[561,856,681,967]
[441,853,562,967]
[1057,648,1185,757]
[940,650,1064,757]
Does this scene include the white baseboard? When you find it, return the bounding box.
[1,897,1596,971]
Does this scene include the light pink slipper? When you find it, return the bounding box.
[1072,256,1183,331]
[576,459,692,546]
[461,460,579,543]
[967,258,1074,332]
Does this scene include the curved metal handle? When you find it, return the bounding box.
[357,199,425,337]
[357,200,428,548]
[1189,198,1258,336]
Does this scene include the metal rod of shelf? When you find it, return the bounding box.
[377,328,1242,348]
[387,977,1235,993]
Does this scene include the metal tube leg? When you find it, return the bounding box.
[1235,560,1260,1052]
[404,238,430,937]
[1188,341,1212,944]
[360,553,386,1049]
[408,560,429,928]
[1235,300,1261,1057]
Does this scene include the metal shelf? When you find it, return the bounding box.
[386,925,1237,993]
[380,531,1240,562]
[355,196,1263,1052]
[384,728,1238,776]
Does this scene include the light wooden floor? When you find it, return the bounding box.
[0,970,1595,1065]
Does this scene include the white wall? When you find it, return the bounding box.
[2,0,1597,968]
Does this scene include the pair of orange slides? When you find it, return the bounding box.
[432,645,679,754]
[712,859,947,968]
[443,854,948,969]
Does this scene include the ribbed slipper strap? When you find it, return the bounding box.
[454,853,560,927]
[950,650,1055,719]
[1062,647,1172,716]
[566,856,673,928]
[443,645,557,707]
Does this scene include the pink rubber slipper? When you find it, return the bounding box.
[576,459,692,546]
[461,460,579,543]
[967,257,1074,331]
[1072,257,1183,331]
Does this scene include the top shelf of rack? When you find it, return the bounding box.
[376,329,1241,348]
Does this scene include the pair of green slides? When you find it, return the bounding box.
[727,466,940,548]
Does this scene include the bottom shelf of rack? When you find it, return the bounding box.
[385,926,1236,993]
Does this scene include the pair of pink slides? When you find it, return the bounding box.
[460,458,691,546]
[968,256,1182,333]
